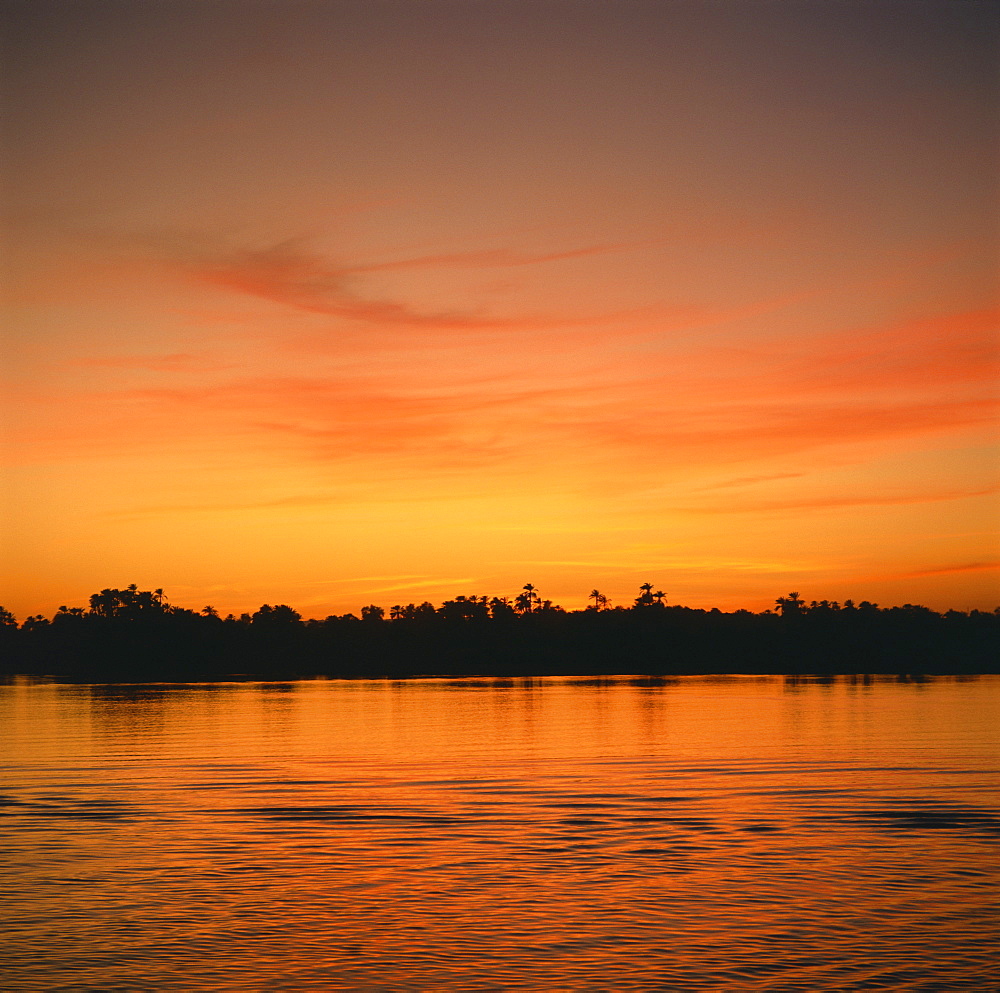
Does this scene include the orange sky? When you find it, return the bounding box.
[2,0,998,619]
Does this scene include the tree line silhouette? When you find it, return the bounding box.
[1,583,996,681]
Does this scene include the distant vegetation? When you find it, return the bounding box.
[1,584,996,681]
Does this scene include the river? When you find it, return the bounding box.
[2,675,997,990]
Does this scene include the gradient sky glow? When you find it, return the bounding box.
[3,0,998,618]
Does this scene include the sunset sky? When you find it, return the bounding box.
[3,0,998,619]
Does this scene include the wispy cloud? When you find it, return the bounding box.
[676,485,999,515]
[778,307,1000,394]
[347,577,477,598]
[72,353,230,372]
[583,397,999,466]
[167,236,816,339]
[18,354,999,476]
[99,492,363,521]
[898,562,1000,579]
[347,242,631,273]
[177,240,515,329]
[700,472,807,490]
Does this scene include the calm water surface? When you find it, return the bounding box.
[2,675,998,991]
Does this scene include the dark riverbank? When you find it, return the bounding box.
[2,588,996,680]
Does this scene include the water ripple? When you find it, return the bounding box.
[2,676,998,990]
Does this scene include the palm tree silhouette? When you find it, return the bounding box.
[516,583,539,614]
[775,592,805,616]
[635,582,655,607]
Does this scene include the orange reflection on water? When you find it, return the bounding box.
[2,676,998,990]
